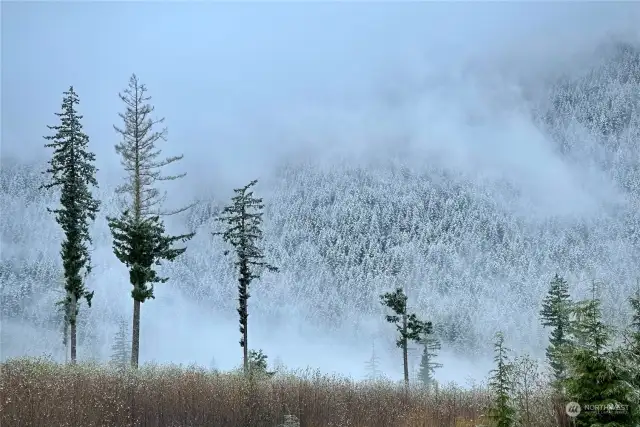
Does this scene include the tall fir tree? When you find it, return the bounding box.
[417,330,443,389]
[110,318,130,369]
[107,211,193,367]
[568,281,610,355]
[564,281,638,427]
[539,273,572,392]
[214,179,277,374]
[380,287,431,386]
[486,331,516,427]
[112,73,194,368]
[41,86,100,364]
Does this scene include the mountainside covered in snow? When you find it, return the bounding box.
[2,39,640,366]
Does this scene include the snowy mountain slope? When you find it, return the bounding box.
[2,40,640,362]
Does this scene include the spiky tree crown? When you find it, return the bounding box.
[380,287,432,347]
[570,282,610,356]
[114,73,192,217]
[214,180,277,273]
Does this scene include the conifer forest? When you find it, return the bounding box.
[2,3,640,427]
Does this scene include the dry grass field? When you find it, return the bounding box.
[0,358,568,427]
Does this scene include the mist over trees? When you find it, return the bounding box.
[3,35,640,426]
[3,42,640,385]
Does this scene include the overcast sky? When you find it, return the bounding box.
[4,2,639,192]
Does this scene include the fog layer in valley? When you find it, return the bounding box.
[2,3,640,384]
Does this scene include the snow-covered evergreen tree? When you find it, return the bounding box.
[625,286,640,422]
[539,273,572,392]
[486,331,515,427]
[248,349,275,378]
[565,281,638,427]
[417,330,442,389]
[110,318,130,369]
[364,341,383,381]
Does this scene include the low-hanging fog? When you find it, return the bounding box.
[2,2,640,385]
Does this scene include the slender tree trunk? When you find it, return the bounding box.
[131,299,141,368]
[70,293,77,364]
[402,313,409,385]
[65,301,70,364]
[240,212,248,376]
[70,322,77,364]
[132,104,142,370]
[242,275,248,375]
[243,319,248,375]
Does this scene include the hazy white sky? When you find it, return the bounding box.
[4,2,639,190]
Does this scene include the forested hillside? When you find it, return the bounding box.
[2,40,640,361]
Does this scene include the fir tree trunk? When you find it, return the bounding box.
[132,147,141,369]
[70,293,77,364]
[403,313,409,385]
[241,273,249,375]
[243,320,248,375]
[131,299,141,368]
[70,321,77,364]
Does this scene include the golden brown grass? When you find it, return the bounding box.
[0,358,566,427]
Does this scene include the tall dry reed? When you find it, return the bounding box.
[0,358,562,427]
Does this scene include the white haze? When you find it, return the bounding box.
[2,2,640,385]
